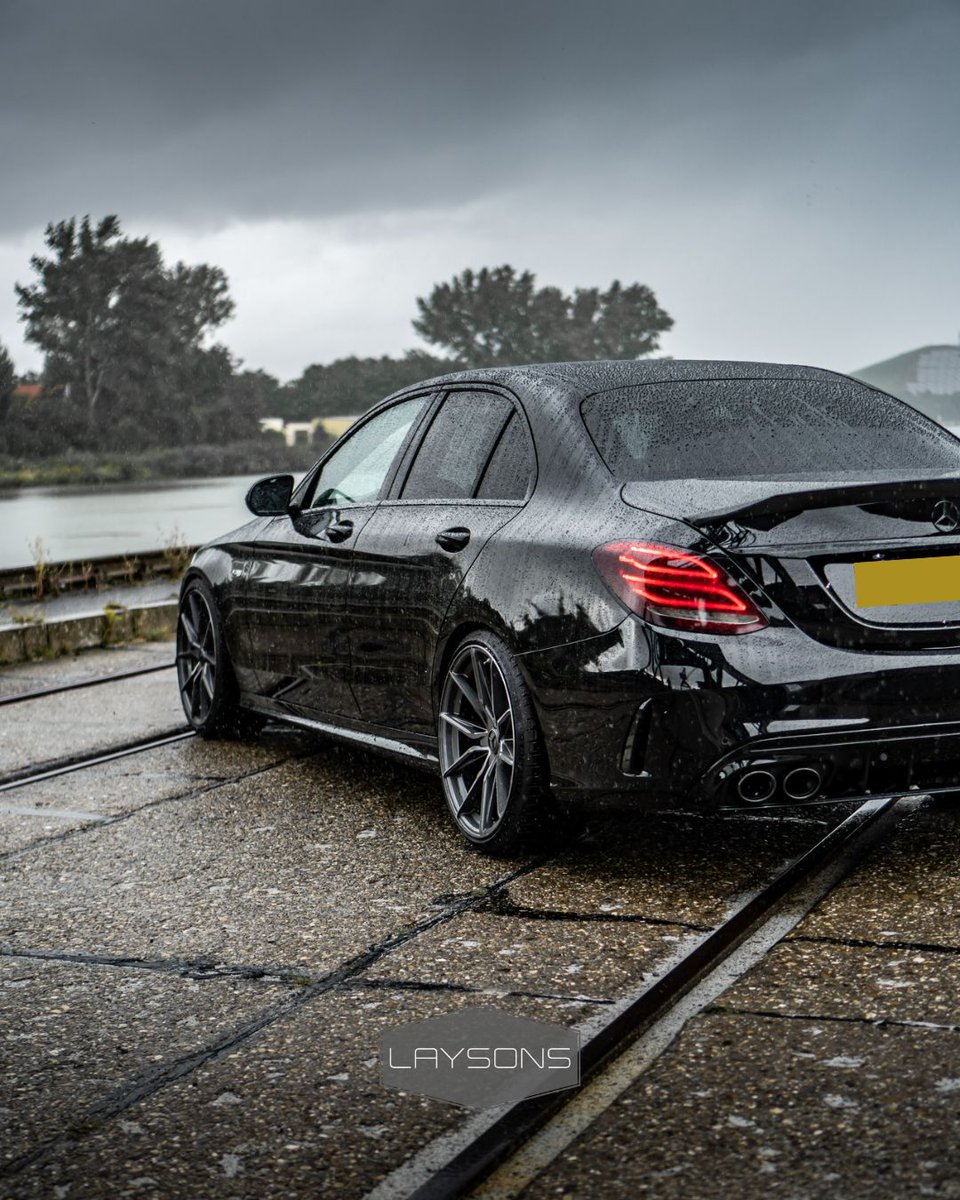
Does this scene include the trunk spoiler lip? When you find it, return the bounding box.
[620,472,960,525]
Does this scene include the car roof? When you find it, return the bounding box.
[416,358,847,401]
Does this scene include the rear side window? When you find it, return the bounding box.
[581,378,960,481]
[476,413,535,500]
[401,391,513,499]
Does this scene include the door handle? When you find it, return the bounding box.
[325,518,354,543]
[436,526,471,552]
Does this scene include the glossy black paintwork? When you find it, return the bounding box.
[348,499,524,732]
[184,359,960,812]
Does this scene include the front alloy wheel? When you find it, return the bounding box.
[176,577,264,738]
[177,586,218,726]
[438,630,547,853]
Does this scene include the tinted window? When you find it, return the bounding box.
[476,413,535,500]
[310,395,426,506]
[582,379,960,481]
[401,391,512,499]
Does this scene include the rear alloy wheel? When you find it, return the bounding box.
[176,578,264,738]
[438,630,548,854]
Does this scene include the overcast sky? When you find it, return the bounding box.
[1,0,958,381]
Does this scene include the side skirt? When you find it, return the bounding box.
[240,692,440,772]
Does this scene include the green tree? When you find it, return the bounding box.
[412,265,673,365]
[15,216,234,430]
[0,340,14,402]
[230,368,284,419]
[0,340,15,424]
[280,351,448,420]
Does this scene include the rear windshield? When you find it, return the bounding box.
[581,378,960,481]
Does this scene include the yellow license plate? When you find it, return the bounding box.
[855,554,960,608]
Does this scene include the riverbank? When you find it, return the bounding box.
[0,438,322,489]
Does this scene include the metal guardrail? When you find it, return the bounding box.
[0,546,198,601]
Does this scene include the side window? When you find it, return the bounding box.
[400,391,512,500]
[309,396,427,507]
[476,413,535,500]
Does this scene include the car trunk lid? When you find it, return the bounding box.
[622,472,960,648]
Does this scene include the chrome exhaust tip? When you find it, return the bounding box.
[737,769,777,804]
[783,766,822,801]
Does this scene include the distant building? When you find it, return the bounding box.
[258,415,358,447]
[853,341,960,426]
[318,416,358,439]
[12,383,42,402]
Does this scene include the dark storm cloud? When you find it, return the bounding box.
[0,0,948,236]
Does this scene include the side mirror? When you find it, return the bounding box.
[246,474,295,516]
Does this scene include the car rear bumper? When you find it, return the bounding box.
[701,718,960,809]
[518,617,960,808]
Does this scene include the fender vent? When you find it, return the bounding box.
[622,699,654,776]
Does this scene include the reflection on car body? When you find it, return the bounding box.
[177,359,960,853]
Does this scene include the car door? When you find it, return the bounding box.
[348,388,536,734]
[242,393,431,718]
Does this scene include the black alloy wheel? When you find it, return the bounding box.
[438,630,548,854]
[176,577,263,738]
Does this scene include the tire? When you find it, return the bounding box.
[176,576,265,739]
[437,629,551,855]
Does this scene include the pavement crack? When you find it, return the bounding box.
[790,932,960,956]
[0,803,109,822]
[0,855,551,1180]
[342,976,615,1005]
[0,945,312,986]
[477,891,711,932]
[705,1003,960,1034]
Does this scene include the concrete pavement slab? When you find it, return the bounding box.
[3,986,597,1200]
[0,811,93,857]
[505,810,831,927]
[522,1013,960,1199]
[792,803,960,950]
[0,749,529,973]
[507,802,960,1200]
[0,955,287,1171]
[0,671,185,776]
[0,732,301,856]
[362,910,672,1002]
[716,937,960,1028]
[0,640,174,697]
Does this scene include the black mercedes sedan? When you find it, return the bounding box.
[176,360,960,853]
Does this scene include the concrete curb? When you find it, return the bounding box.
[0,600,178,666]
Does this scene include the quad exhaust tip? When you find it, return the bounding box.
[736,769,777,804]
[783,765,823,801]
[735,764,823,804]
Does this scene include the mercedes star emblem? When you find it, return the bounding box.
[931,498,960,534]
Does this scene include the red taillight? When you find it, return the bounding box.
[592,541,767,634]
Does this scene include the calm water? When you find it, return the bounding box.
[0,475,267,569]
[6,430,960,571]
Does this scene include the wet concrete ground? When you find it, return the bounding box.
[1,642,957,1197]
[0,642,180,776]
[521,801,960,1199]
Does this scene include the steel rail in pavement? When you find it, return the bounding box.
[0,730,196,794]
[379,795,903,1200]
[0,661,175,707]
